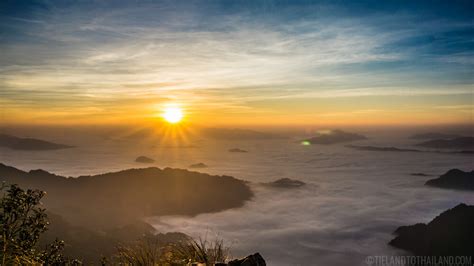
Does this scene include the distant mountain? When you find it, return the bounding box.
[0,134,73,150]
[0,163,253,229]
[456,150,474,154]
[189,163,208,168]
[229,148,248,153]
[347,145,420,152]
[410,173,431,177]
[415,137,474,149]
[425,169,474,191]
[202,128,286,140]
[40,212,188,264]
[389,203,474,256]
[303,130,367,145]
[263,178,306,188]
[347,145,473,156]
[135,156,155,163]
[410,132,462,140]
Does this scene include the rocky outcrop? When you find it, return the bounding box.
[228,253,266,266]
[425,169,474,191]
[389,203,474,256]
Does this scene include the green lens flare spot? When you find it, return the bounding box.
[301,140,311,146]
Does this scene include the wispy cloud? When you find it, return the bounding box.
[0,1,472,124]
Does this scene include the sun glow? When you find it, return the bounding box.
[162,106,183,124]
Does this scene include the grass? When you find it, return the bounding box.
[172,237,230,264]
[114,234,230,265]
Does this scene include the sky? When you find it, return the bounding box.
[0,0,473,126]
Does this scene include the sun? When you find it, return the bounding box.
[162,106,183,124]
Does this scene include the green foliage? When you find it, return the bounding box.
[39,238,81,265]
[1,183,48,264]
[1,182,232,265]
[0,183,81,265]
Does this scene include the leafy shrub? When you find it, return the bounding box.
[0,183,80,265]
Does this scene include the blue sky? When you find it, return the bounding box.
[0,0,472,125]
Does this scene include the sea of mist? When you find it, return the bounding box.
[0,125,472,265]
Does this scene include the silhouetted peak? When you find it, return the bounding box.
[415,137,474,149]
[410,132,463,140]
[425,169,474,191]
[445,169,470,176]
[229,148,248,153]
[135,156,155,163]
[189,163,208,168]
[264,178,306,188]
[389,203,474,256]
[29,169,52,175]
[0,133,73,150]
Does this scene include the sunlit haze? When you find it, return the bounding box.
[0,1,472,127]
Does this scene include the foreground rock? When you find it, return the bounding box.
[264,178,306,188]
[389,203,474,256]
[415,137,474,150]
[228,253,266,266]
[189,163,208,168]
[0,133,73,150]
[425,169,474,191]
[0,163,253,229]
[303,130,366,145]
[135,155,155,163]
